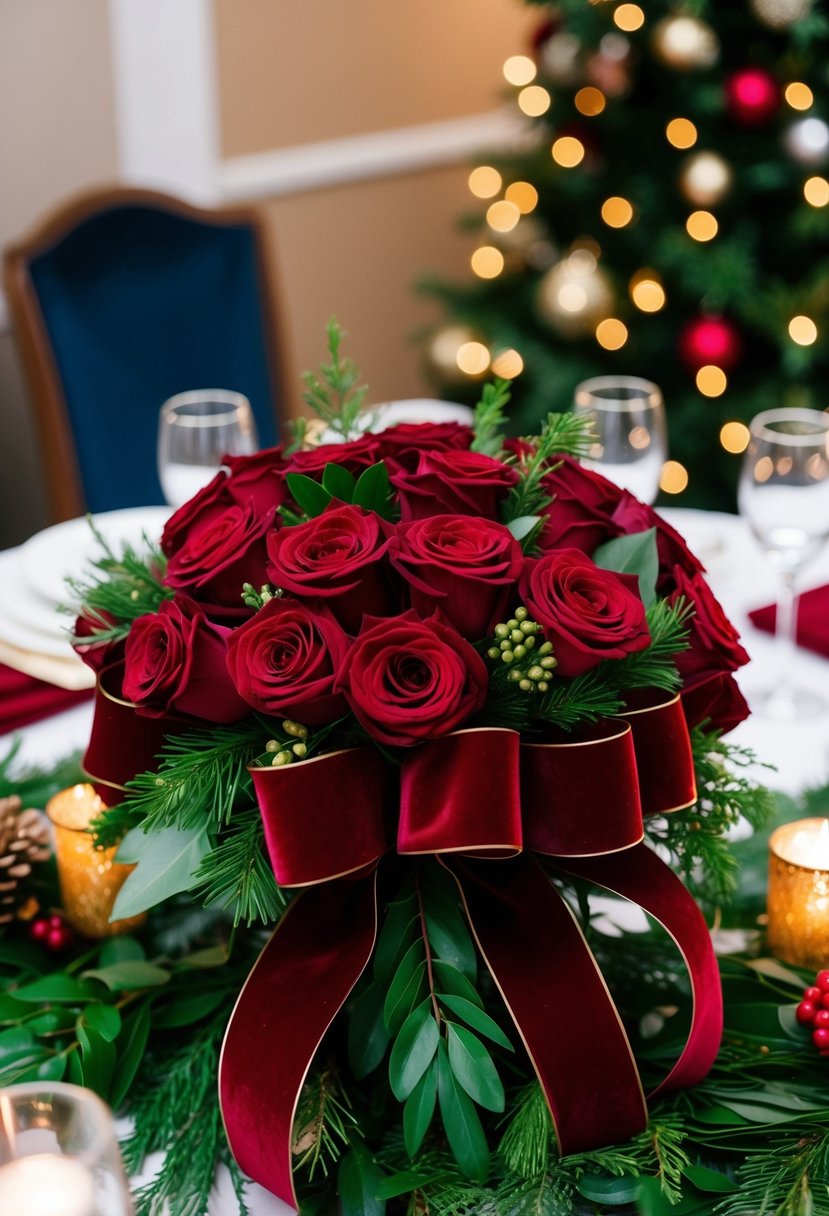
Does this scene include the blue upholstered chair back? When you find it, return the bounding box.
[27,201,279,513]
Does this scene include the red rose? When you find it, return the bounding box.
[520,548,651,676]
[337,610,488,746]
[266,503,393,632]
[668,566,749,681]
[391,450,518,522]
[226,597,349,724]
[285,435,381,479]
[611,493,704,579]
[165,499,276,612]
[681,670,750,736]
[160,470,228,559]
[389,515,523,640]
[72,611,124,673]
[123,595,248,722]
[223,446,289,515]
[377,421,473,472]
[537,457,624,554]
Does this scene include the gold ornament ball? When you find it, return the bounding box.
[749,0,811,27]
[652,15,720,71]
[679,151,733,207]
[537,251,614,337]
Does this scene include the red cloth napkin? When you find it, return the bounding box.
[0,664,93,734]
[748,583,829,658]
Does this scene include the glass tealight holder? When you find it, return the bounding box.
[767,817,829,968]
[46,784,145,938]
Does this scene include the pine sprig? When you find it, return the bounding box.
[719,1131,829,1216]
[502,413,595,522]
[292,1067,357,1181]
[599,598,693,695]
[301,318,369,440]
[536,670,624,732]
[470,379,512,457]
[190,805,286,927]
[66,525,171,645]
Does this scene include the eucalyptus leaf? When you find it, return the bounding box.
[82,960,170,991]
[152,989,226,1030]
[111,823,211,920]
[506,515,542,542]
[98,936,146,965]
[348,982,392,1079]
[403,1060,438,1159]
[436,1040,489,1181]
[778,1004,808,1040]
[76,1022,116,1100]
[389,1000,440,1100]
[374,1169,436,1200]
[338,1142,386,1216]
[592,528,658,607]
[438,995,513,1049]
[285,473,332,518]
[684,1164,738,1194]
[12,974,98,1004]
[81,1004,122,1043]
[109,1001,152,1111]
[576,1173,642,1204]
[445,1022,504,1112]
[744,957,809,987]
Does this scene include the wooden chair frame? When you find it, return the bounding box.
[3,185,291,523]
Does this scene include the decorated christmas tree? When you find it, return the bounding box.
[422,0,829,509]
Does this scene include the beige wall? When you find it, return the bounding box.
[0,0,118,546]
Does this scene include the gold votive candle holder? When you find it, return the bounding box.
[45,784,145,939]
[767,817,829,969]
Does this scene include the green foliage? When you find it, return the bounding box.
[719,1131,829,1216]
[471,378,512,456]
[599,598,693,695]
[67,524,171,646]
[0,742,84,813]
[592,529,659,609]
[502,412,595,522]
[284,460,393,522]
[301,317,369,440]
[292,1067,357,1182]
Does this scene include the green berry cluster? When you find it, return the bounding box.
[265,720,309,766]
[241,583,282,611]
[486,607,557,693]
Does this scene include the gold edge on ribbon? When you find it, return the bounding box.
[399,843,523,857]
[80,771,129,794]
[521,722,632,750]
[646,794,698,817]
[217,871,380,1209]
[280,856,385,888]
[620,692,681,717]
[544,831,645,860]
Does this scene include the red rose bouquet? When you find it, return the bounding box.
[74,326,768,1215]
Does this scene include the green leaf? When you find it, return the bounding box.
[577,1173,642,1204]
[684,1164,738,1194]
[321,462,357,501]
[23,1054,67,1084]
[0,994,29,1021]
[338,1142,386,1216]
[637,1177,710,1216]
[82,960,170,991]
[81,1004,122,1042]
[152,989,226,1030]
[374,883,418,987]
[374,1169,437,1200]
[109,1001,152,1110]
[353,462,391,516]
[2,1051,57,1085]
[592,528,658,607]
[285,473,333,517]
[349,982,392,1079]
[12,974,98,1004]
[76,1022,116,1100]
[111,823,211,919]
[744,957,808,987]
[438,995,513,1050]
[381,935,425,1031]
[25,1009,76,1036]
[0,1027,38,1067]
[506,515,542,542]
[436,1040,489,1181]
[404,1060,438,1159]
[176,945,229,969]
[383,958,426,1037]
[778,1004,808,1040]
[432,960,483,1008]
[98,936,146,965]
[423,885,477,981]
[389,1000,440,1100]
[445,1022,504,1112]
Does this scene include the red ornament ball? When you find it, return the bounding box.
[725,67,779,126]
[679,316,742,373]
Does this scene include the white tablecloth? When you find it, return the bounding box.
[3,507,829,1216]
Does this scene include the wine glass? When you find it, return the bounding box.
[572,376,667,504]
[0,1082,132,1215]
[157,389,258,507]
[738,407,829,720]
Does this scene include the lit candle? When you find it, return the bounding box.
[767,817,829,968]
[46,784,145,938]
[0,1154,96,1216]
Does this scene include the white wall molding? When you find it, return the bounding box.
[219,108,537,202]
[108,0,221,203]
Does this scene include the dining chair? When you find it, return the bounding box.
[3,186,289,522]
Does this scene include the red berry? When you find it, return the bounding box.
[822,993,829,1009]
[816,970,829,992]
[812,1028,829,1050]
[814,1009,829,1029]
[804,986,822,1003]
[821,1049,829,1058]
[29,918,50,942]
[796,1000,817,1024]
[46,925,73,951]
[48,913,65,930]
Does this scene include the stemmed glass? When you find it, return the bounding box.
[0,1082,132,1214]
[738,407,829,720]
[573,376,667,504]
[157,389,258,508]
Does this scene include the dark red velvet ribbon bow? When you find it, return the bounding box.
[219,692,723,1209]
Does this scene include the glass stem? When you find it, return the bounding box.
[775,571,798,698]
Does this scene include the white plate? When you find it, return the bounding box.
[18,507,170,607]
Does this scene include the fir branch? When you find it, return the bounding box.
[190,805,286,927]
[599,598,693,695]
[67,525,171,645]
[718,1130,829,1216]
[301,318,369,440]
[499,1083,554,1180]
[502,413,595,522]
[470,379,512,457]
[292,1067,357,1181]
[536,671,624,732]
[0,742,84,809]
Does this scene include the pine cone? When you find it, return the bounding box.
[0,794,51,926]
